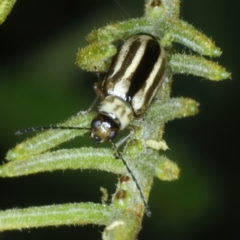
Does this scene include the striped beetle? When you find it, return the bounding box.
[16,34,167,217]
[91,34,166,143]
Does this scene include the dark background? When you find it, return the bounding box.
[0,0,238,239]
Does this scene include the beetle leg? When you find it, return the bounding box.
[113,126,135,150]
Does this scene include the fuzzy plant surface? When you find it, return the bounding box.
[0,0,230,239]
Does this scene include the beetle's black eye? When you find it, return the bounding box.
[91,117,102,129]
[109,129,117,140]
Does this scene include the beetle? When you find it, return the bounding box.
[91,34,166,144]
[16,34,167,217]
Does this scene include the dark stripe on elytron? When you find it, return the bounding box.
[105,35,161,101]
[126,36,161,99]
[105,37,142,84]
[133,56,166,116]
[143,57,167,108]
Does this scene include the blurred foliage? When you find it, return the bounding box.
[0,0,238,239]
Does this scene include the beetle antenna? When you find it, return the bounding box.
[112,144,151,217]
[114,0,130,17]
[15,126,91,135]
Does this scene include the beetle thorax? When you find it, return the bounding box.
[99,95,133,130]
